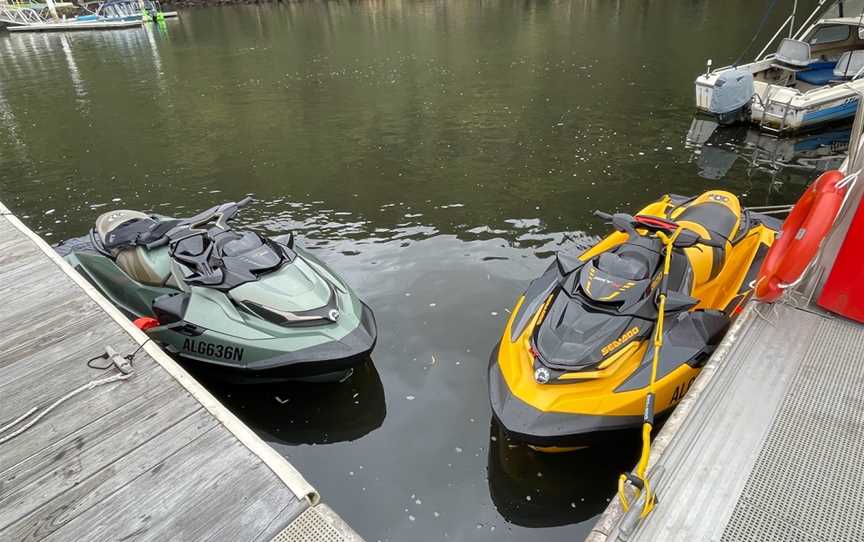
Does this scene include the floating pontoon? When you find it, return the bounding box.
[589,86,864,542]
[6,18,142,31]
[0,0,178,32]
[81,0,179,22]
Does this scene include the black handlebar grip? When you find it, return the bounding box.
[593,210,613,220]
[145,237,169,250]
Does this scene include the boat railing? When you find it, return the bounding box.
[0,5,48,24]
[756,14,799,61]
[756,0,834,61]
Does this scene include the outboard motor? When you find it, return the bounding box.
[708,68,755,125]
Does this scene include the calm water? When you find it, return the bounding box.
[0,1,829,540]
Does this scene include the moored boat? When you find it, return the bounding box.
[695,1,864,134]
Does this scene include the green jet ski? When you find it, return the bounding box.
[57,197,377,383]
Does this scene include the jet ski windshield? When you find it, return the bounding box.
[578,246,657,308]
[597,252,648,280]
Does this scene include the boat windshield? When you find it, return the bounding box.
[822,0,864,19]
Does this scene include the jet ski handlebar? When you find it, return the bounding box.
[592,210,725,249]
[145,236,170,250]
[592,210,640,237]
[143,196,255,250]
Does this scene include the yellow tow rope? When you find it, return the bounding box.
[617,227,681,519]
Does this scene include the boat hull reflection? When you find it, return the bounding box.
[486,418,638,528]
[191,358,386,445]
[687,116,851,182]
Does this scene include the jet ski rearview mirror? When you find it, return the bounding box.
[664,290,699,312]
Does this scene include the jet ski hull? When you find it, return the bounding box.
[58,224,377,383]
[159,300,377,384]
[489,192,777,449]
[489,346,644,448]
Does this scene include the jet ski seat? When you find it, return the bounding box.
[667,191,742,286]
[95,210,170,286]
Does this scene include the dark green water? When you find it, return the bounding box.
[0,1,830,540]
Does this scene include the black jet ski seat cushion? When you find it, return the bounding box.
[95,210,170,286]
[667,191,742,285]
[673,202,739,241]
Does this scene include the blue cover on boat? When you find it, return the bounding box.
[709,68,755,114]
[797,61,837,86]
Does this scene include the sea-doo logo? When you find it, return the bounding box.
[328,309,340,322]
[534,367,551,384]
[601,326,640,356]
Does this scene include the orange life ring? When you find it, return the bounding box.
[755,169,848,303]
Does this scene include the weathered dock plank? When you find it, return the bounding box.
[0,202,362,541]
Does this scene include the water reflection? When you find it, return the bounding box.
[0,1,834,539]
[687,116,851,183]
[486,419,638,528]
[193,359,386,445]
[59,35,86,103]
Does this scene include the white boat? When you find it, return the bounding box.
[695,0,864,135]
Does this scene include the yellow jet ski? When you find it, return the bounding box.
[488,190,778,450]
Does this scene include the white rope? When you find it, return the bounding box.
[0,407,37,435]
[0,372,131,446]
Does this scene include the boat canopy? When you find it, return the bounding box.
[820,17,864,27]
[822,0,864,19]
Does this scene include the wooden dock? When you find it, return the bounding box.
[0,202,362,542]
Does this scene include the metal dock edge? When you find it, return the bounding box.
[0,200,363,542]
[589,91,864,542]
[588,301,864,542]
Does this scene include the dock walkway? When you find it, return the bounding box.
[0,202,362,541]
[588,97,864,542]
[589,301,864,542]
